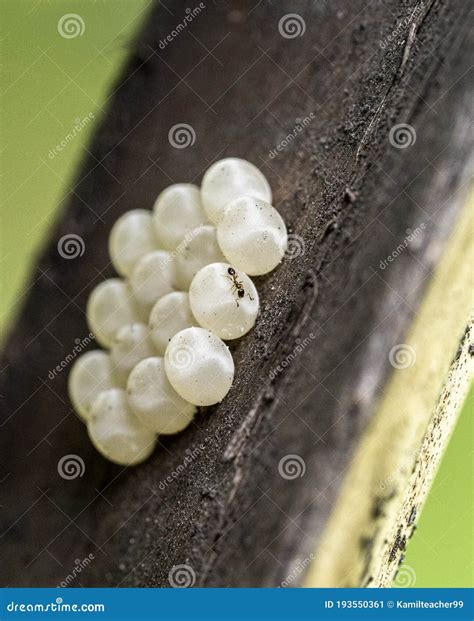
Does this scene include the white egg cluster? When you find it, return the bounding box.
[68,157,288,466]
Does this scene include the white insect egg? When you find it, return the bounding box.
[110,322,156,383]
[164,327,235,406]
[129,250,174,311]
[172,224,226,290]
[108,209,158,277]
[86,278,139,348]
[68,350,119,421]
[217,196,288,276]
[201,157,272,224]
[88,388,156,466]
[189,263,259,340]
[153,184,207,250]
[127,357,196,434]
[149,291,196,355]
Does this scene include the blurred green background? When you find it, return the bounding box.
[0,0,472,588]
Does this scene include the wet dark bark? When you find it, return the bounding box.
[1,0,472,587]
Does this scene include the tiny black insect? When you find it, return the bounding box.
[225,266,254,307]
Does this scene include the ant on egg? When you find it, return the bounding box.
[225,266,254,307]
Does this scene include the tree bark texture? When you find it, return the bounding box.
[0,0,472,587]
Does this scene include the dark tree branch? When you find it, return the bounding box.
[1,0,472,587]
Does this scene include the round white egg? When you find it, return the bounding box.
[201,158,272,224]
[129,250,174,311]
[127,357,196,434]
[68,350,119,421]
[149,292,196,355]
[86,278,139,348]
[108,209,158,277]
[88,388,156,466]
[189,263,259,340]
[172,224,225,290]
[110,322,156,383]
[153,184,207,251]
[164,327,234,406]
[217,196,287,275]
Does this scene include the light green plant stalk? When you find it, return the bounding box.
[305,195,473,587]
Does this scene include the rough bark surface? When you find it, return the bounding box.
[0,0,472,587]
[305,198,473,587]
